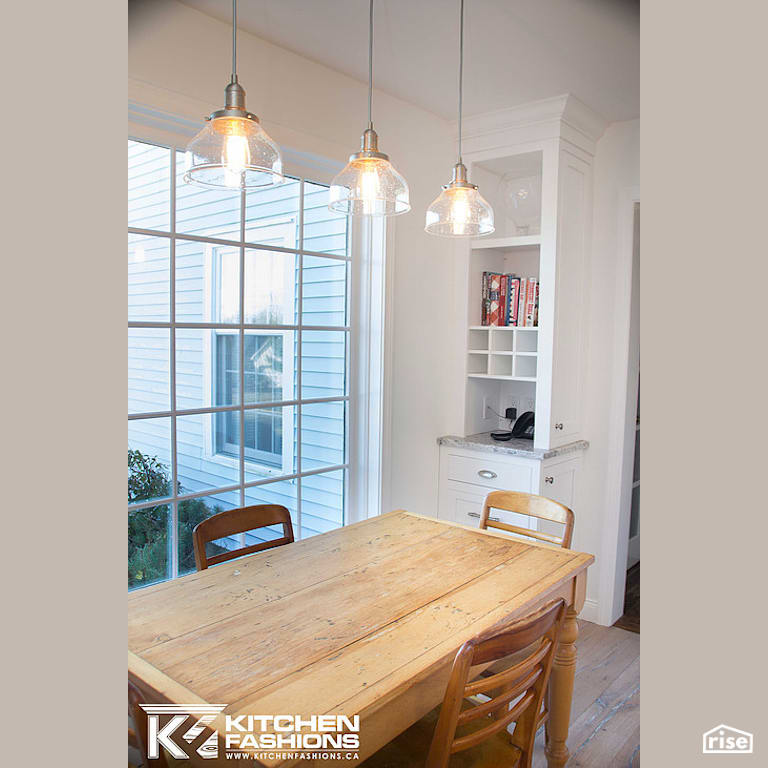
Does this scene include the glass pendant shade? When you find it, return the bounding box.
[329,128,410,216]
[425,163,494,237]
[184,78,284,191]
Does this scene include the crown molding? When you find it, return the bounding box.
[456,94,608,157]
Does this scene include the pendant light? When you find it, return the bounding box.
[329,0,410,217]
[425,0,494,237]
[184,0,284,190]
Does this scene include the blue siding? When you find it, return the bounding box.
[129,140,348,543]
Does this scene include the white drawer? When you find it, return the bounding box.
[445,452,535,492]
[443,483,534,533]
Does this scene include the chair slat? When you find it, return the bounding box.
[486,520,564,545]
[451,691,535,753]
[457,666,541,725]
[465,640,550,696]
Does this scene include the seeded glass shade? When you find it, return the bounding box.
[425,164,494,237]
[184,115,284,190]
[329,156,410,216]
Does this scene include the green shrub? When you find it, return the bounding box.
[128,449,224,588]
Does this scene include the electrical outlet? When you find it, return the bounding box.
[504,396,520,415]
[524,398,536,413]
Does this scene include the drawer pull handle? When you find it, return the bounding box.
[468,511,500,521]
[478,470,497,479]
[554,423,564,430]
[544,476,554,484]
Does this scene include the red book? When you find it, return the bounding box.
[488,273,501,326]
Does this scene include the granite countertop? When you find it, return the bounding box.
[437,432,588,459]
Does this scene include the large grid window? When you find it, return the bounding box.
[128,139,350,589]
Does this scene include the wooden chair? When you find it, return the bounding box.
[129,679,168,768]
[192,504,294,571]
[480,491,574,549]
[360,599,567,768]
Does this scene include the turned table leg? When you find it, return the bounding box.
[544,605,579,768]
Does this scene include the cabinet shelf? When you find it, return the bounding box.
[470,234,542,250]
[468,373,537,382]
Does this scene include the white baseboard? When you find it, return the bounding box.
[577,598,602,625]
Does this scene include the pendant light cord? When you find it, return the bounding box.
[368,0,374,129]
[232,0,238,80]
[458,0,464,164]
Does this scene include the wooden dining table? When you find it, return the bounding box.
[128,510,593,767]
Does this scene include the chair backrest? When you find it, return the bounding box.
[480,490,574,549]
[426,600,567,768]
[193,504,294,570]
[129,680,169,768]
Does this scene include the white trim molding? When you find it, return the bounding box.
[457,94,608,159]
[577,598,600,625]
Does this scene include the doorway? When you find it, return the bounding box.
[614,202,640,633]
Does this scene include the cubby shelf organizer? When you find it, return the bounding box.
[467,326,538,382]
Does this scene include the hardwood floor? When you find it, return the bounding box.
[532,620,640,766]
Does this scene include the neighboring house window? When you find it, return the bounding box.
[215,333,284,466]
[128,138,351,590]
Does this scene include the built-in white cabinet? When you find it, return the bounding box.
[435,96,602,542]
[456,96,602,451]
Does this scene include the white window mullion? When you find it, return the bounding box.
[239,188,246,519]
[169,147,179,579]
[296,179,305,539]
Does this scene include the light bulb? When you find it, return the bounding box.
[360,163,381,216]
[449,189,471,235]
[209,118,251,187]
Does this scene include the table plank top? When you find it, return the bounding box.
[128,510,593,765]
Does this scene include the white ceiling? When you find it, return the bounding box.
[178,0,639,124]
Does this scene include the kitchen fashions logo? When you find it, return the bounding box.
[140,704,227,760]
[702,724,754,754]
[138,706,361,761]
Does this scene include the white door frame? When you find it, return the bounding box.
[598,187,640,626]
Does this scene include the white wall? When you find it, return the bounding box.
[129,0,457,519]
[576,119,640,622]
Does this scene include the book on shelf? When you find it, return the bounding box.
[517,277,527,327]
[508,276,520,326]
[480,273,538,327]
[488,273,502,326]
[524,278,537,327]
[499,275,508,328]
